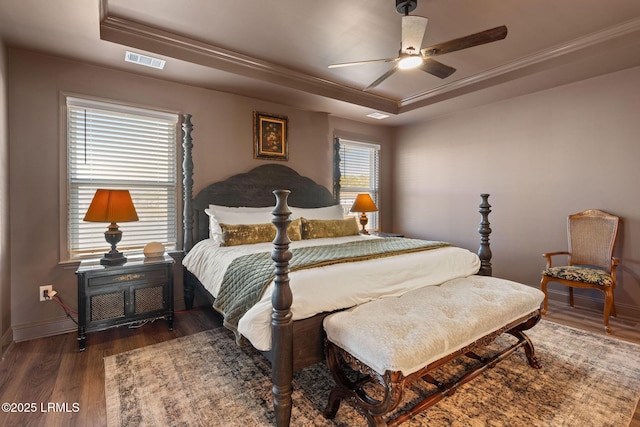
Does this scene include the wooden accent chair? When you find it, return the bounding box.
[540,209,620,333]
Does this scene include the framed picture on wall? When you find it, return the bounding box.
[254,111,288,161]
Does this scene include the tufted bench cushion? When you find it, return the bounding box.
[323,275,544,376]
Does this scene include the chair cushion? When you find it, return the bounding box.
[542,266,613,286]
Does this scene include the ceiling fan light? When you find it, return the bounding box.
[398,55,423,70]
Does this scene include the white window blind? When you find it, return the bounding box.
[338,139,380,231]
[66,97,178,260]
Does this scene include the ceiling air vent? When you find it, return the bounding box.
[125,51,166,70]
[366,112,390,120]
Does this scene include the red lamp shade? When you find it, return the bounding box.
[84,189,138,266]
[350,193,378,213]
[350,193,378,234]
[84,189,139,223]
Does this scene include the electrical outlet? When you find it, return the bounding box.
[39,285,53,301]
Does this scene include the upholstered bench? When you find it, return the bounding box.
[323,275,545,427]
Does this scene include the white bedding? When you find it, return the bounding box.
[183,235,481,351]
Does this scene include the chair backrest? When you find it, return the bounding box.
[568,209,620,271]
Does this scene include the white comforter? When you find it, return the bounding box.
[182,235,481,351]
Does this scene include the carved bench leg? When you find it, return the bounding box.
[505,329,541,369]
[507,312,542,369]
[324,313,543,426]
[324,341,405,426]
[323,388,343,419]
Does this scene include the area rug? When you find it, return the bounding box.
[104,320,640,426]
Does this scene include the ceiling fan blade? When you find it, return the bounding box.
[419,58,456,79]
[420,25,508,57]
[402,15,428,55]
[364,66,399,91]
[328,57,398,69]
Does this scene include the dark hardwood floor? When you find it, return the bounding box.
[0,301,638,426]
[0,306,223,427]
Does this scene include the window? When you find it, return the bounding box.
[336,138,380,231]
[66,97,178,261]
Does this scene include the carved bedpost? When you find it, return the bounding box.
[478,194,492,276]
[333,138,341,204]
[182,114,195,310]
[271,190,294,427]
[182,114,194,252]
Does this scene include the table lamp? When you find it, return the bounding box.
[84,189,139,266]
[350,193,378,234]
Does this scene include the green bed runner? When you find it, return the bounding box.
[214,237,450,339]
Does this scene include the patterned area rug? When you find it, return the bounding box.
[104,320,640,426]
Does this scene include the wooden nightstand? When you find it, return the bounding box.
[75,255,174,351]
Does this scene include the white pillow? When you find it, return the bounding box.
[205,205,275,243]
[289,205,344,220]
[203,204,344,243]
[204,208,222,242]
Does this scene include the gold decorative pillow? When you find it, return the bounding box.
[301,217,360,239]
[287,218,302,241]
[220,218,301,246]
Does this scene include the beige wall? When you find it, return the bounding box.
[393,65,640,320]
[0,38,11,354]
[7,47,392,341]
[11,43,638,342]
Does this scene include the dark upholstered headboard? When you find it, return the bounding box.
[186,164,336,250]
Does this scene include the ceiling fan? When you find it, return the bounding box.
[328,0,508,91]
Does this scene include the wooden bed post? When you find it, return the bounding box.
[271,190,294,427]
[478,194,493,276]
[182,114,194,252]
[181,114,196,310]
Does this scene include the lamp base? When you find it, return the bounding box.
[359,213,369,235]
[101,223,127,266]
[100,251,127,266]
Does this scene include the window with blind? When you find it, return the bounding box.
[66,97,178,260]
[337,139,380,231]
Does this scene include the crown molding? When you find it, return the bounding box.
[399,16,640,110]
[100,10,640,116]
[100,14,399,114]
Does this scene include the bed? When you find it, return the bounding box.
[179,115,493,425]
[181,165,493,369]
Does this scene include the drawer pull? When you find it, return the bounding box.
[115,273,143,282]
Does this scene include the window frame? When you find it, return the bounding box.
[334,138,381,232]
[60,95,180,263]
